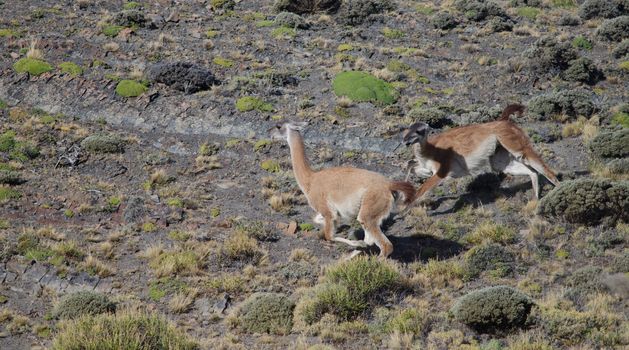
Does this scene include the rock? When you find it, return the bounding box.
[148,62,218,94]
[451,286,533,332]
[123,196,146,223]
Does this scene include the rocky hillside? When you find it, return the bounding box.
[0,0,627,349]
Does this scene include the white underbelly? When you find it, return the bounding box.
[329,190,365,223]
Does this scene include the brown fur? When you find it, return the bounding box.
[272,123,416,258]
[404,104,559,200]
[498,104,526,121]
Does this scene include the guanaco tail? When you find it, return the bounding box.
[401,104,560,200]
[270,122,416,258]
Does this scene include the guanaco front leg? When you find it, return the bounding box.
[416,173,444,199]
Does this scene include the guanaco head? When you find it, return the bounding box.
[269,121,308,141]
[401,122,430,146]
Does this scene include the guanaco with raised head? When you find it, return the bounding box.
[270,122,416,258]
[401,104,560,200]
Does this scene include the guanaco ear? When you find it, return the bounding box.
[286,121,308,131]
[403,122,429,145]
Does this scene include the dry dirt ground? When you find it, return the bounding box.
[0,0,627,349]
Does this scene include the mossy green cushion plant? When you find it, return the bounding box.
[332,71,397,106]
[58,62,83,76]
[13,58,53,76]
[235,96,273,112]
[115,80,147,97]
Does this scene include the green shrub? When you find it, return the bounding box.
[294,256,404,324]
[597,16,629,42]
[332,71,397,106]
[235,96,273,112]
[0,130,16,152]
[102,25,125,37]
[271,26,296,38]
[13,58,53,76]
[589,129,629,158]
[431,12,459,30]
[517,7,540,20]
[523,36,577,74]
[210,0,235,10]
[382,27,405,39]
[234,293,295,334]
[539,308,623,346]
[123,2,142,10]
[561,57,603,84]
[273,0,341,14]
[579,0,627,20]
[451,286,533,332]
[612,39,629,58]
[564,266,607,303]
[0,187,21,203]
[275,11,307,28]
[58,62,83,76]
[605,158,629,175]
[464,244,515,279]
[0,171,21,185]
[336,0,395,25]
[572,35,593,50]
[52,309,198,350]
[0,28,17,37]
[537,179,628,225]
[52,291,116,320]
[454,0,508,22]
[80,134,125,154]
[212,57,234,68]
[407,107,451,128]
[528,89,596,119]
[115,80,147,97]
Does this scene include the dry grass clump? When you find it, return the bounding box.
[51,308,198,350]
[464,220,517,245]
[220,231,266,265]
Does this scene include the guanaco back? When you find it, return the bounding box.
[401,104,560,200]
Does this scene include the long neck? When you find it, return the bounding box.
[413,139,434,159]
[287,129,313,192]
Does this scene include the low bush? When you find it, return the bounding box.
[451,286,533,332]
[233,293,295,334]
[52,291,116,320]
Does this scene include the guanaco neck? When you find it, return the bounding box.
[287,129,314,193]
[413,139,435,160]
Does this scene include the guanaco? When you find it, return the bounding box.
[401,104,560,200]
[270,122,416,258]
